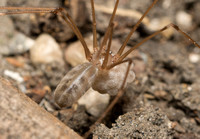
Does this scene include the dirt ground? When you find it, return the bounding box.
[0,0,200,138]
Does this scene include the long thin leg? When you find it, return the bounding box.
[116,23,200,62]
[106,23,200,70]
[101,22,114,69]
[96,0,119,59]
[0,7,92,60]
[57,9,92,60]
[0,10,53,15]
[83,59,133,138]
[117,0,159,56]
[0,7,57,15]
[90,0,98,50]
[0,7,57,10]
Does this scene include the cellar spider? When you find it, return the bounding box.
[1,0,200,138]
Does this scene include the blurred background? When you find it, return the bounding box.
[0,0,200,138]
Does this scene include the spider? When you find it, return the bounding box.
[0,0,199,138]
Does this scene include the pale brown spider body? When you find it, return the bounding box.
[54,49,135,107]
[0,0,200,137]
[92,60,135,95]
[54,63,97,108]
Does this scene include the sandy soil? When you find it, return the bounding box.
[0,0,200,138]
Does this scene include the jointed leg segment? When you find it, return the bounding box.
[117,0,159,56]
[96,0,119,59]
[101,22,114,69]
[57,9,92,60]
[117,23,200,62]
[0,6,92,61]
[1,1,200,138]
[0,7,57,15]
[90,0,98,50]
[84,59,133,138]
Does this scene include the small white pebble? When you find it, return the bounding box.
[187,101,191,106]
[168,121,172,129]
[162,0,171,9]
[19,84,27,93]
[4,70,24,83]
[187,86,192,91]
[148,17,173,38]
[30,34,64,65]
[78,88,110,117]
[138,116,144,121]
[176,11,192,29]
[189,53,200,63]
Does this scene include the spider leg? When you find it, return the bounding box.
[118,23,200,62]
[90,0,98,50]
[117,0,159,56]
[0,7,92,60]
[0,7,57,15]
[84,59,133,138]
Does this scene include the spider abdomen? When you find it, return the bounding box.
[54,63,98,108]
[92,62,135,95]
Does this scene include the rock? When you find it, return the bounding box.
[93,104,174,138]
[194,2,200,24]
[0,0,6,5]
[1,32,35,55]
[85,0,150,33]
[39,98,55,112]
[0,14,35,56]
[65,34,137,67]
[173,122,186,133]
[6,0,61,36]
[0,77,82,139]
[5,0,81,42]
[147,17,174,38]
[154,90,172,101]
[176,11,192,30]
[30,34,64,65]
[0,16,35,55]
[65,35,94,67]
[165,107,185,122]
[189,53,200,63]
[3,70,24,83]
[0,16,14,55]
[78,88,110,117]
[9,32,34,55]
[179,117,200,138]
[170,84,200,117]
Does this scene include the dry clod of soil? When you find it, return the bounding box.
[93,99,174,139]
[169,84,200,117]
